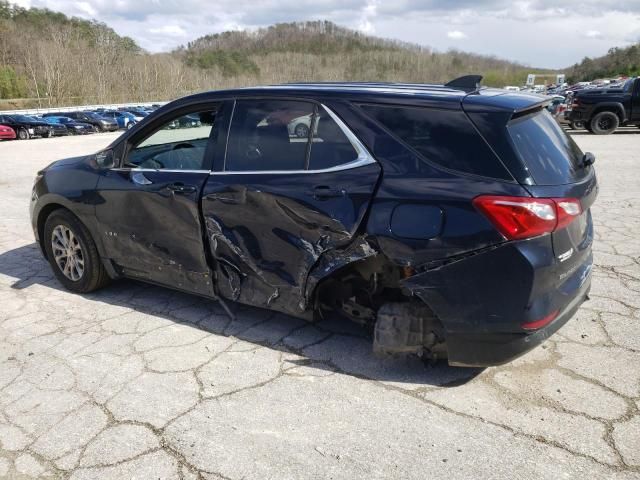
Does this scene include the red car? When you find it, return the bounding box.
[0,124,16,140]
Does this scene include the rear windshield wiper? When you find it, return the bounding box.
[581,152,595,169]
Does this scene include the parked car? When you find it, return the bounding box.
[546,95,566,115]
[45,116,95,135]
[30,76,597,367]
[176,114,202,128]
[99,110,137,130]
[0,114,52,139]
[287,113,312,137]
[40,117,69,136]
[566,77,640,134]
[125,110,149,122]
[43,111,118,132]
[0,124,16,140]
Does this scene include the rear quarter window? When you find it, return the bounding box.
[508,109,587,185]
[359,104,512,180]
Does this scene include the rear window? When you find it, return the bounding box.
[360,104,512,180]
[508,109,586,185]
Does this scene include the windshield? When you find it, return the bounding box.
[508,109,588,185]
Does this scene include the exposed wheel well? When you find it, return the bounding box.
[314,254,447,359]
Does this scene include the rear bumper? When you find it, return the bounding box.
[446,277,590,366]
[402,234,593,367]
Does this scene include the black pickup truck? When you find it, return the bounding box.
[566,77,640,134]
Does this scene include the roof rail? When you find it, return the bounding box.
[445,75,483,92]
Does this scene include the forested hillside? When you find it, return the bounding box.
[178,21,534,87]
[0,2,543,109]
[567,44,640,81]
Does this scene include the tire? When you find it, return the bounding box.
[294,123,309,138]
[17,127,29,140]
[92,125,100,133]
[42,130,51,138]
[570,121,584,130]
[127,121,135,130]
[43,209,110,293]
[373,302,447,361]
[590,111,619,135]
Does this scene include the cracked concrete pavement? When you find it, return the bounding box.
[0,129,639,479]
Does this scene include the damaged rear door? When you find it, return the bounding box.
[95,103,224,296]
[202,98,381,315]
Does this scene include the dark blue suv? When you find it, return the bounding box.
[29,76,597,367]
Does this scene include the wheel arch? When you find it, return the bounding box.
[590,103,626,122]
[37,203,73,258]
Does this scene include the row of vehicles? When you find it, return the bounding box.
[0,105,163,141]
[544,77,640,134]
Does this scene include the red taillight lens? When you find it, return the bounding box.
[522,310,559,330]
[473,195,582,240]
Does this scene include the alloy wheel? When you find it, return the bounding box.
[51,225,85,281]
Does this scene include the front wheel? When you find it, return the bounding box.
[590,111,619,135]
[43,209,110,293]
[17,127,30,140]
[569,121,584,130]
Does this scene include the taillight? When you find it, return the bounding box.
[555,198,582,230]
[522,310,559,330]
[473,195,582,240]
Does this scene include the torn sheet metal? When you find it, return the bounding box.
[201,160,381,317]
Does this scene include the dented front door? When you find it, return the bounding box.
[95,169,214,296]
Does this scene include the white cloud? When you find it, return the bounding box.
[585,30,603,39]
[148,25,187,37]
[447,30,468,39]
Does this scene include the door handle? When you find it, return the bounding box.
[309,185,346,199]
[166,182,197,194]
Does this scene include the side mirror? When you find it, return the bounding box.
[95,150,115,169]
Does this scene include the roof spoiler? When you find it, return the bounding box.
[445,75,483,92]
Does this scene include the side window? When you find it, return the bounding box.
[126,109,218,170]
[308,110,359,170]
[360,104,511,180]
[225,100,314,172]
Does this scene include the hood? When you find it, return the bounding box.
[45,155,91,170]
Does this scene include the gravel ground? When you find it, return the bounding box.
[0,128,639,479]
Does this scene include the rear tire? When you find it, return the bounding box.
[373,302,447,361]
[590,111,619,135]
[43,209,110,293]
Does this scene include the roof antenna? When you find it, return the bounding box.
[445,75,483,92]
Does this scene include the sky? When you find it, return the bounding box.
[12,0,640,68]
